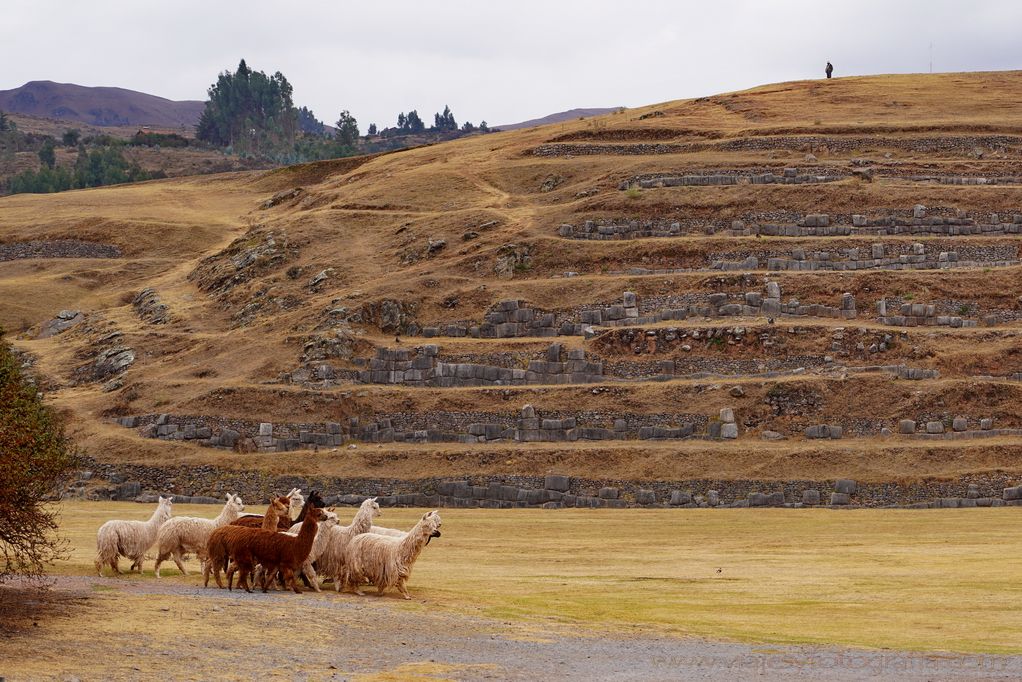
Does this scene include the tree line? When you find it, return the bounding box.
[1,116,168,195]
[194,60,494,161]
[1,59,498,194]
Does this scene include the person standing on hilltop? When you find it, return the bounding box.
[825,61,834,79]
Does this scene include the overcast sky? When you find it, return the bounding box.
[3,1,1021,128]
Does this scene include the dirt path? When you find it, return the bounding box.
[2,576,1018,681]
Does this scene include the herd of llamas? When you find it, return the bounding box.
[93,489,443,599]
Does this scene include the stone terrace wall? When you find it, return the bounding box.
[877,300,980,328]
[114,404,1019,451]
[907,175,1022,185]
[755,243,1016,272]
[558,206,1022,240]
[617,167,845,190]
[743,206,1022,237]
[420,284,859,340]
[74,457,1022,510]
[114,404,739,449]
[358,343,604,387]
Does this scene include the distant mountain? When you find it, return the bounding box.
[0,81,204,128]
[494,107,622,131]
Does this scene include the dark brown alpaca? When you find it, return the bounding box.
[204,498,286,588]
[227,505,326,593]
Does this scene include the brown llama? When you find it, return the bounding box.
[226,505,327,593]
[204,497,287,588]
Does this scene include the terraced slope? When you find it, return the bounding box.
[4,71,1022,506]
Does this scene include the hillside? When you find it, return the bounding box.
[495,107,621,130]
[0,81,204,128]
[4,71,1022,506]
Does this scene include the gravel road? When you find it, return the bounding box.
[1,576,1018,681]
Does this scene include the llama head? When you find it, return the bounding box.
[226,493,244,513]
[307,490,327,509]
[157,496,174,519]
[287,488,305,520]
[321,510,340,528]
[422,510,442,542]
[361,497,381,519]
[269,496,290,517]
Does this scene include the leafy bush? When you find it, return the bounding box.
[0,329,80,582]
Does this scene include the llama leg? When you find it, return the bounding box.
[110,557,121,575]
[95,557,103,577]
[154,551,166,578]
[258,566,271,592]
[282,567,300,594]
[226,563,236,591]
[172,549,188,576]
[304,565,321,593]
[240,566,253,594]
[376,583,387,596]
[397,579,411,600]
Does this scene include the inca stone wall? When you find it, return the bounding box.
[617,167,845,190]
[420,285,858,340]
[358,343,604,387]
[558,206,1022,240]
[72,456,1022,510]
[876,300,981,328]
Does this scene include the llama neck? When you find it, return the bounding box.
[146,504,168,530]
[213,502,239,527]
[349,504,375,534]
[295,514,319,555]
[263,503,283,529]
[398,519,433,565]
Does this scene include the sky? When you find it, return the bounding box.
[2,0,1021,129]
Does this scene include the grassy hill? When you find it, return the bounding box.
[0,81,204,128]
[4,71,1022,501]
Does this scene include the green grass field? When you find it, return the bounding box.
[50,502,1022,654]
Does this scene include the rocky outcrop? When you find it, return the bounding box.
[37,310,84,339]
[132,288,169,324]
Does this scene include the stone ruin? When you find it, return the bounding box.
[419,284,858,340]
[559,206,1022,241]
[757,243,1014,272]
[876,300,980,328]
[618,167,843,190]
[736,206,1022,237]
[358,343,604,387]
[421,299,559,338]
[897,417,1022,440]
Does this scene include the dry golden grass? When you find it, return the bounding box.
[46,502,1022,654]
